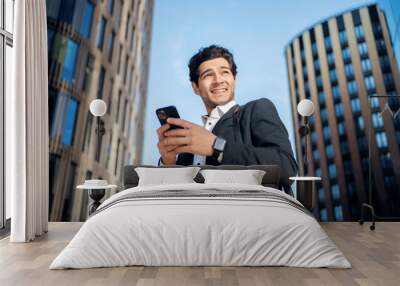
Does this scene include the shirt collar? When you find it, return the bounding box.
[201,100,237,124]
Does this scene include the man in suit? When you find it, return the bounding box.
[156,45,297,189]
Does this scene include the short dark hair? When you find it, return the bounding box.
[188,45,237,85]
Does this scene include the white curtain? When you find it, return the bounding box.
[6,0,49,242]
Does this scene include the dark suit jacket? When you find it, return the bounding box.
[176,98,298,189]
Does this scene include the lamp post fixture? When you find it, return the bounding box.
[297,99,315,176]
[76,99,117,216]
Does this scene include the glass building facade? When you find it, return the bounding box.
[285,4,400,221]
[47,0,154,221]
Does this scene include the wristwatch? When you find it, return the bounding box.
[212,136,226,162]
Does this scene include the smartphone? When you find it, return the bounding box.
[156,105,182,129]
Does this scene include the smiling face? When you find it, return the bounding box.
[191,57,236,113]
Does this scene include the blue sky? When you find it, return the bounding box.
[142,0,372,164]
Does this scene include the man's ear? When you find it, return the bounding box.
[191,81,200,96]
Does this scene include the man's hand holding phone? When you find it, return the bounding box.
[156,106,217,165]
[163,117,216,156]
[156,123,180,165]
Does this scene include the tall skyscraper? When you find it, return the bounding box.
[46,0,154,221]
[285,4,400,221]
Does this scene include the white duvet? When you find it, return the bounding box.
[50,183,351,269]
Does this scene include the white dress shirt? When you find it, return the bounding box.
[192,100,237,166]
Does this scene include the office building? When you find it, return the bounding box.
[285,4,400,221]
[47,0,154,221]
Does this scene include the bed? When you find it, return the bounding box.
[49,165,351,269]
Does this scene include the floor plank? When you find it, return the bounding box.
[0,222,399,286]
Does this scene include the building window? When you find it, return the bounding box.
[376,39,386,53]
[376,131,388,148]
[125,13,131,40]
[313,149,320,161]
[318,188,325,203]
[329,69,337,83]
[372,22,383,38]
[334,205,343,221]
[81,0,94,39]
[331,184,340,201]
[364,75,376,92]
[304,81,310,95]
[116,91,122,123]
[122,99,128,131]
[96,16,106,49]
[314,58,320,72]
[332,84,340,100]
[323,126,331,140]
[108,31,115,62]
[107,79,114,115]
[316,74,323,88]
[320,108,328,123]
[342,47,351,63]
[335,103,343,117]
[318,91,325,104]
[320,208,328,221]
[361,58,372,73]
[62,97,79,146]
[343,160,352,175]
[354,25,365,40]
[324,36,332,50]
[383,73,395,90]
[108,0,114,15]
[123,55,130,84]
[341,141,349,155]
[114,139,121,175]
[303,65,308,78]
[358,136,368,153]
[339,30,347,46]
[328,164,337,178]
[347,80,358,95]
[311,131,318,144]
[97,66,106,99]
[80,171,92,221]
[62,39,79,83]
[315,167,322,177]
[356,116,365,131]
[338,121,346,136]
[344,63,354,78]
[312,42,318,56]
[117,44,123,73]
[351,98,361,112]
[326,144,334,159]
[369,96,380,110]
[47,28,55,51]
[82,54,94,91]
[106,132,113,170]
[384,175,395,190]
[379,55,390,73]
[357,42,368,57]
[62,163,77,221]
[81,113,93,152]
[327,52,335,67]
[380,152,392,170]
[300,49,306,62]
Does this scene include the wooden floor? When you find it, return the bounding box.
[0,222,399,286]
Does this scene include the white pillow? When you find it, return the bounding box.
[200,169,266,185]
[135,167,201,186]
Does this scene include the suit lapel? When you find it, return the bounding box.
[212,104,239,134]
